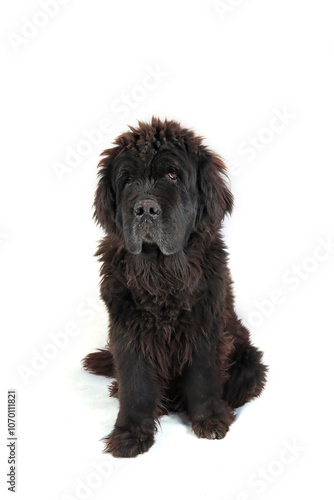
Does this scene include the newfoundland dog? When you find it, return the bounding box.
[83,117,267,457]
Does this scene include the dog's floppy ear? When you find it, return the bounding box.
[196,151,233,227]
[93,146,121,234]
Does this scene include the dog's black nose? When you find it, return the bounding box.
[134,199,161,219]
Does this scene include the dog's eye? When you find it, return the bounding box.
[123,176,132,186]
[167,172,178,181]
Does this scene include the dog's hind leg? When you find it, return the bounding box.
[223,319,267,409]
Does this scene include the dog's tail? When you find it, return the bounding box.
[82,348,116,378]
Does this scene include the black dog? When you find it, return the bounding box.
[83,118,267,457]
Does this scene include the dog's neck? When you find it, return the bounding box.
[97,228,224,301]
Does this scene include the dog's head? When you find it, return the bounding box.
[94,118,233,256]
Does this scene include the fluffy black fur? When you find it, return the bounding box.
[82,117,267,457]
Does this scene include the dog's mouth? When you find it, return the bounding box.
[141,242,160,258]
[125,223,182,257]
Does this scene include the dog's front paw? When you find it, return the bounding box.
[192,403,235,440]
[103,420,155,458]
[192,416,230,439]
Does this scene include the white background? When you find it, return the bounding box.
[1,1,334,499]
